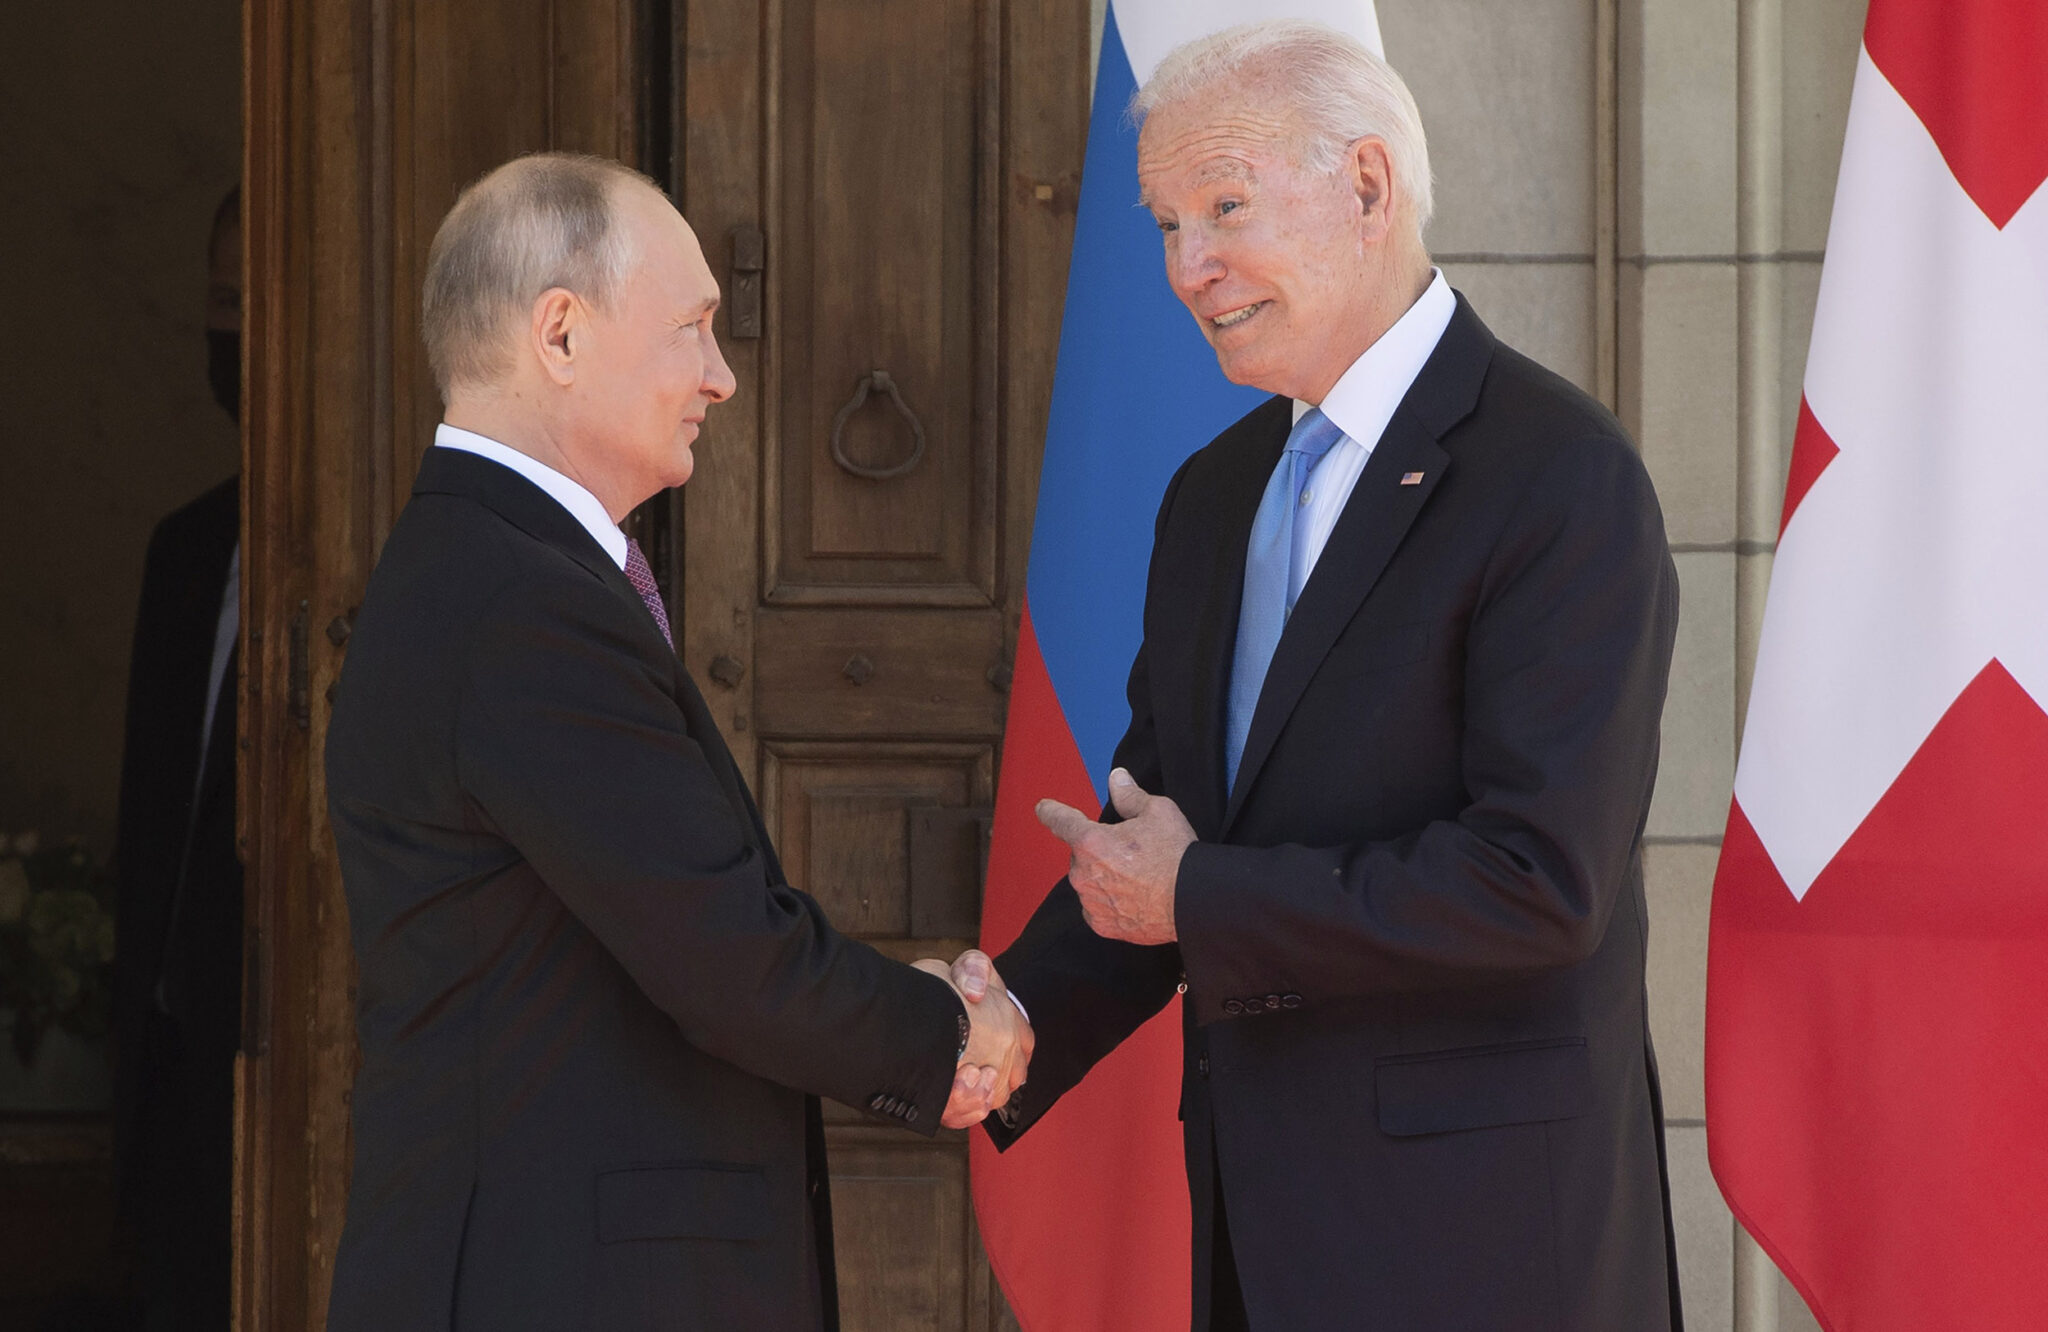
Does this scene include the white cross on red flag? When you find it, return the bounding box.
[1707,1,2048,1327]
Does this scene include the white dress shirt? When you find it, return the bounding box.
[160,541,242,1013]
[194,541,240,805]
[1287,269,1456,600]
[433,423,628,571]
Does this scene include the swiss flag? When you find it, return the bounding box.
[1705,2,2048,1329]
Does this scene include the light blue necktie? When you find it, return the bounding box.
[1224,407,1345,794]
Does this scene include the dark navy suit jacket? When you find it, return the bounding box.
[113,474,242,1330]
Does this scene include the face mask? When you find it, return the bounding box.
[207,329,241,424]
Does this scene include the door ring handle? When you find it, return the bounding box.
[829,370,926,481]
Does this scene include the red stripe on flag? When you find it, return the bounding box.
[1778,397,1841,538]
[978,605,1094,956]
[1709,660,2048,1331]
[1863,0,2048,228]
[975,603,1190,1332]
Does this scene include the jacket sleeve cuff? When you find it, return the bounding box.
[858,969,969,1136]
[1174,840,1308,1025]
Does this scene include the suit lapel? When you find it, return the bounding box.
[1218,294,1497,836]
[192,640,239,822]
[1221,416,1449,833]
[1183,399,1293,836]
[412,446,776,853]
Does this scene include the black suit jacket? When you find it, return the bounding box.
[989,298,1685,1331]
[112,472,242,1330]
[323,449,965,1331]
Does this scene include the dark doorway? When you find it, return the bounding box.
[0,1,244,1328]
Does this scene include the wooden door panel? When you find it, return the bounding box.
[753,608,1008,736]
[768,0,997,604]
[239,1,644,1325]
[824,1130,978,1332]
[762,743,994,939]
[400,0,638,527]
[675,0,1087,1324]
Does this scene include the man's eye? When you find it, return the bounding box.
[1156,219,1178,234]
[1218,199,1241,216]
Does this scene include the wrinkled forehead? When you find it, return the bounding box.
[1135,97,1297,202]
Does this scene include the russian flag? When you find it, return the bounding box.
[972,5,1383,1328]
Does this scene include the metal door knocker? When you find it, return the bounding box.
[829,369,926,481]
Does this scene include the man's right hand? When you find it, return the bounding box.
[913,950,1033,1128]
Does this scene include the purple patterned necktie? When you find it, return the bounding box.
[624,537,673,649]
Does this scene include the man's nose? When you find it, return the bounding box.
[702,325,738,402]
[1167,233,1224,298]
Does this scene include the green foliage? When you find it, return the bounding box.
[0,836,116,1066]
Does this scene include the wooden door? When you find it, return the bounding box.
[667,1,1086,1326]
[238,0,651,1325]
[240,0,1085,1325]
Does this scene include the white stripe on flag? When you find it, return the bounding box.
[1113,0,1383,88]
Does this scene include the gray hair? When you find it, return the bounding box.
[1131,19,1434,233]
[421,152,658,399]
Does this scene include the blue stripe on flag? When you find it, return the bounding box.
[1025,5,1269,792]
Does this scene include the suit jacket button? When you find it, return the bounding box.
[869,1094,887,1111]
[1281,993,1303,1009]
[906,1105,919,1123]
[1222,998,1244,1015]
[1264,994,1281,1010]
[1197,1054,1210,1077]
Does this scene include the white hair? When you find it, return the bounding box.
[1131,19,1435,233]
[421,152,657,400]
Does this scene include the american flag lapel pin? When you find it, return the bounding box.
[1400,471,1426,486]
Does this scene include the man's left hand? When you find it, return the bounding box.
[1035,768,1194,945]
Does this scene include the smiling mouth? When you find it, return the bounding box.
[1210,301,1265,330]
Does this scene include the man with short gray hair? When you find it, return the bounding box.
[970,22,1683,1329]
[323,152,1031,1330]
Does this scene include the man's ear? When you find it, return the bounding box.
[531,287,583,387]
[1350,136,1396,242]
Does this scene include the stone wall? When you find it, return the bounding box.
[1388,1,1865,1327]
[0,0,242,855]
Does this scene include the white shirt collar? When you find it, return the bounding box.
[1291,268,1457,450]
[432,423,629,571]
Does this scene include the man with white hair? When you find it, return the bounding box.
[971,21,1683,1329]
[322,153,1029,1330]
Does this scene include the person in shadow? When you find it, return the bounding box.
[105,183,243,1332]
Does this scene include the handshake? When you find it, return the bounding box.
[900,769,1198,1133]
[912,950,1034,1130]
